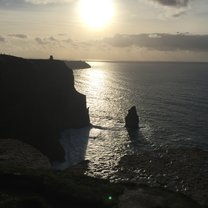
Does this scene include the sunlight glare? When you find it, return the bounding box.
[88,69,104,87]
[79,0,113,29]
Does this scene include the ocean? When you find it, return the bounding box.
[54,62,208,200]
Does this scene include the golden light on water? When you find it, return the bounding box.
[79,0,113,29]
[88,69,105,88]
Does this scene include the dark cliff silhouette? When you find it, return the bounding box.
[0,54,90,162]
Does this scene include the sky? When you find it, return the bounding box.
[0,0,208,61]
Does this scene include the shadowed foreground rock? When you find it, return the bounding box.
[0,54,90,162]
[0,139,51,170]
[0,138,203,208]
[118,186,201,208]
[0,166,202,208]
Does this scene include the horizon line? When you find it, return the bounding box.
[84,59,208,64]
[1,54,208,64]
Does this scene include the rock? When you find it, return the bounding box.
[0,54,90,162]
[65,60,91,69]
[118,186,201,208]
[125,106,139,129]
[0,169,202,208]
[0,138,51,170]
[117,148,208,206]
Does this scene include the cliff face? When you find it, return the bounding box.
[0,55,90,162]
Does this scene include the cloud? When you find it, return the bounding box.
[34,36,68,46]
[8,34,27,39]
[35,37,50,45]
[0,0,24,7]
[172,10,187,17]
[0,36,5,42]
[48,36,58,42]
[0,0,74,7]
[152,0,189,7]
[103,33,208,52]
[62,38,73,43]
[25,0,74,5]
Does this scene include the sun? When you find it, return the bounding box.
[79,0,113,29]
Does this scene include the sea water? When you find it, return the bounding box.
[55,61,208,179]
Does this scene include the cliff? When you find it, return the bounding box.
[65,60,91,69]
[0,54,90,162]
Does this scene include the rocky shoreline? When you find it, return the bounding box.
[0,139,206,208]
[0,139,51,171]
[115,148,208,206]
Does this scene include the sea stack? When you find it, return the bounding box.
[125,106,139,129]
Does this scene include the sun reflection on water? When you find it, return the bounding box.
[87,69,105,88]
[73,63,153,180]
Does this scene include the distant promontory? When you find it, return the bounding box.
[65,60,91,69]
